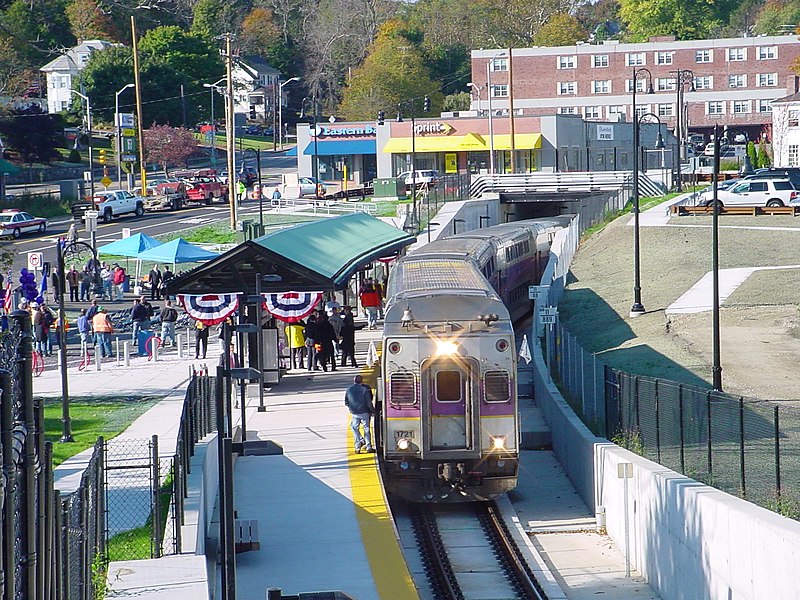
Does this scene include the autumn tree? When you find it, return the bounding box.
[533,13,589,46]
[65,0,117,42]
[338,20,441,121]
[143,125,198,175]
[753,0,800,35]
[238,7,280,54]
[619,0,738,40]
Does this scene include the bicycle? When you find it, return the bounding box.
[31,350,44,377]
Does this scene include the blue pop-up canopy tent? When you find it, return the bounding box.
[97,233,161,257]
[136,238,219,264]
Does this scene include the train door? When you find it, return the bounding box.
[421,356,476,451]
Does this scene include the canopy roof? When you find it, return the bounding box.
[166,212,414,295]
[0,159,19,176]
[97,232,161,258]
[137,238,219,264]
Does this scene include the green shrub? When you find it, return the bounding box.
[4,193,69,218]
[746,142,758,169]
[757,143,771,168]
[67,149,82,164]
[720,159,740,172]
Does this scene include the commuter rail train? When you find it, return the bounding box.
[379,218,569,502]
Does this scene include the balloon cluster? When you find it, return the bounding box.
[18,269,42,304]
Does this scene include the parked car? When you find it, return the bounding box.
[688,133,705,151]
[697,178,798,207]
[397,170,440,186]
[298,177,328,197]
[746,168,800,188]
[0,210,47,239]
[704,142,730,156]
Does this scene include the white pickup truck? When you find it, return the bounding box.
[92,190,146,222]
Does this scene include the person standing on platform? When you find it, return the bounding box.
[285,319,306,370]
[345,375,375,453]
[160,299,178,346]
[195,320,209,359]
[112,265,126,301]
[339,305,358,368]
[76,308,91,348]
[79,267,92,302]
[66,266,79,302]
[304,313,319,371]
[314,311,337,372]
[92,307,114,358]
[359,280,381,330]
[161,267,174,298]
[130,298,148,346]
[148,265,162,301]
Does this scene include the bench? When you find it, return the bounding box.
[234,519,260,553]
[670,204,800,217]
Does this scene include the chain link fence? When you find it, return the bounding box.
[547,321,800,516]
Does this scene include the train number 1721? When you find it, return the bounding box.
[394,430,415,439]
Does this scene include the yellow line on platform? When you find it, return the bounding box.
[346,362,419,600]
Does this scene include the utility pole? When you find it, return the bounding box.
[222,33,238,230]
[131,17,147,194]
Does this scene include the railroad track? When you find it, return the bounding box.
[409,501,548,600]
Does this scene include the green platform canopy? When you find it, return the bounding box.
[0,159,19,176]
[166,212,414,294]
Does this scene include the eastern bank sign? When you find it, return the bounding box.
[313,125,375,138]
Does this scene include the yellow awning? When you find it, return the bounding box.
[382,132,541,153]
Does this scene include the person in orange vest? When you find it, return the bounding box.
[92,306,114,358]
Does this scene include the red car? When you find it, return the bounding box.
[0,210,47,239]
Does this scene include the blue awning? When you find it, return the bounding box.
[302,139,376,156]
[285,146,298,156]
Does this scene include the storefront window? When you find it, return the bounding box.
[318,155,352,182]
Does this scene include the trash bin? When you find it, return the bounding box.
[138,330,154,356]
[122,275,130,293]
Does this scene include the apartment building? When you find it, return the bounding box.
[40,40,118,113]
[471,35,800,143]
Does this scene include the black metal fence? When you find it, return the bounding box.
[0,309,106,600]
[549,322,800,516]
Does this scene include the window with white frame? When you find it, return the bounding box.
[592,80,611,94]
[491,84,508,97]
[584,106,601,119]
[726,47,746,61]
[757,73,777,87]
[655,51,673,65]
[694,75,713,90]
[657,77,676,91]
[608,105,625,118]
[695,49,713,63]
[59,101,69,111]
[657,103,674,117]
[757,99,773,112]
[491,57,508,72]
[788,110,800,127]
[626,79,647,93]
[758,46,777,60]
[558,106,578,114]
[634,104,650,119]
[732,100,751,114]
[558,55,576,69]
[592,54,609,68]
[789,145,799,166]
[626,52,645,66]
[558,81,577,95]
[707,101,725,115]
[728,74,747,88]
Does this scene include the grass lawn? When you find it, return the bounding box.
[43,396,161,466]
[194,132,275,151]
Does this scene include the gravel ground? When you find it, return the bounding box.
[560,212,800,401]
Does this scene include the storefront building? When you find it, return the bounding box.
[295,113,675,182]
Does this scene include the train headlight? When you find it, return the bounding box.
[491,436,507,451]
[396,437,412,451]
[435,340,459,355]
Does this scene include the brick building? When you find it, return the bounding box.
[471,35,800,145]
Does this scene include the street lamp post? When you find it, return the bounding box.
[630,68,655,318]
[278,77,300,150]
[396,97,430,234]
[244,148,263,228]
[671,69,695,192]
[70,90,95,203]
[203,78,226,170]
[115,84,135,189]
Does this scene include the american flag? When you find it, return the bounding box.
[3,282,12,313]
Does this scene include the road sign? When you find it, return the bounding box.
[121,128,136,137]
[121,155,137,163]
[539,306,558,325]
[100,176,112,189]
[83,171,93,182]
[528,285,550,301]
[27,252,43,271]
[121,228,131,238]
[117,113,135,128]
[85,210,98,233]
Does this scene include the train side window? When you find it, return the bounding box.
[484,370,511,402]
[390,371,417,406]
[435,370,462,402]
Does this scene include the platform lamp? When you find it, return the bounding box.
[671,69,695,192]
[397,96,431,234]
[629,67,655,318]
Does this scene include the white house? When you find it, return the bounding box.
[40,40,118,113]
[770,91,800,167]
[232,56,282,123]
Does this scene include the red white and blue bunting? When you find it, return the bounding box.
[178,294,239,326]
[262,291,323,323]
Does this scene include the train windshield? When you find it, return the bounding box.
[435,371,463,402]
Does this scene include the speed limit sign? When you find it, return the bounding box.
[27,252,43,271]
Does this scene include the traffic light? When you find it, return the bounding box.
[98,149,106,165]
[423,96,431,112]
[377,110,385,126]
[249,104,256,120]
